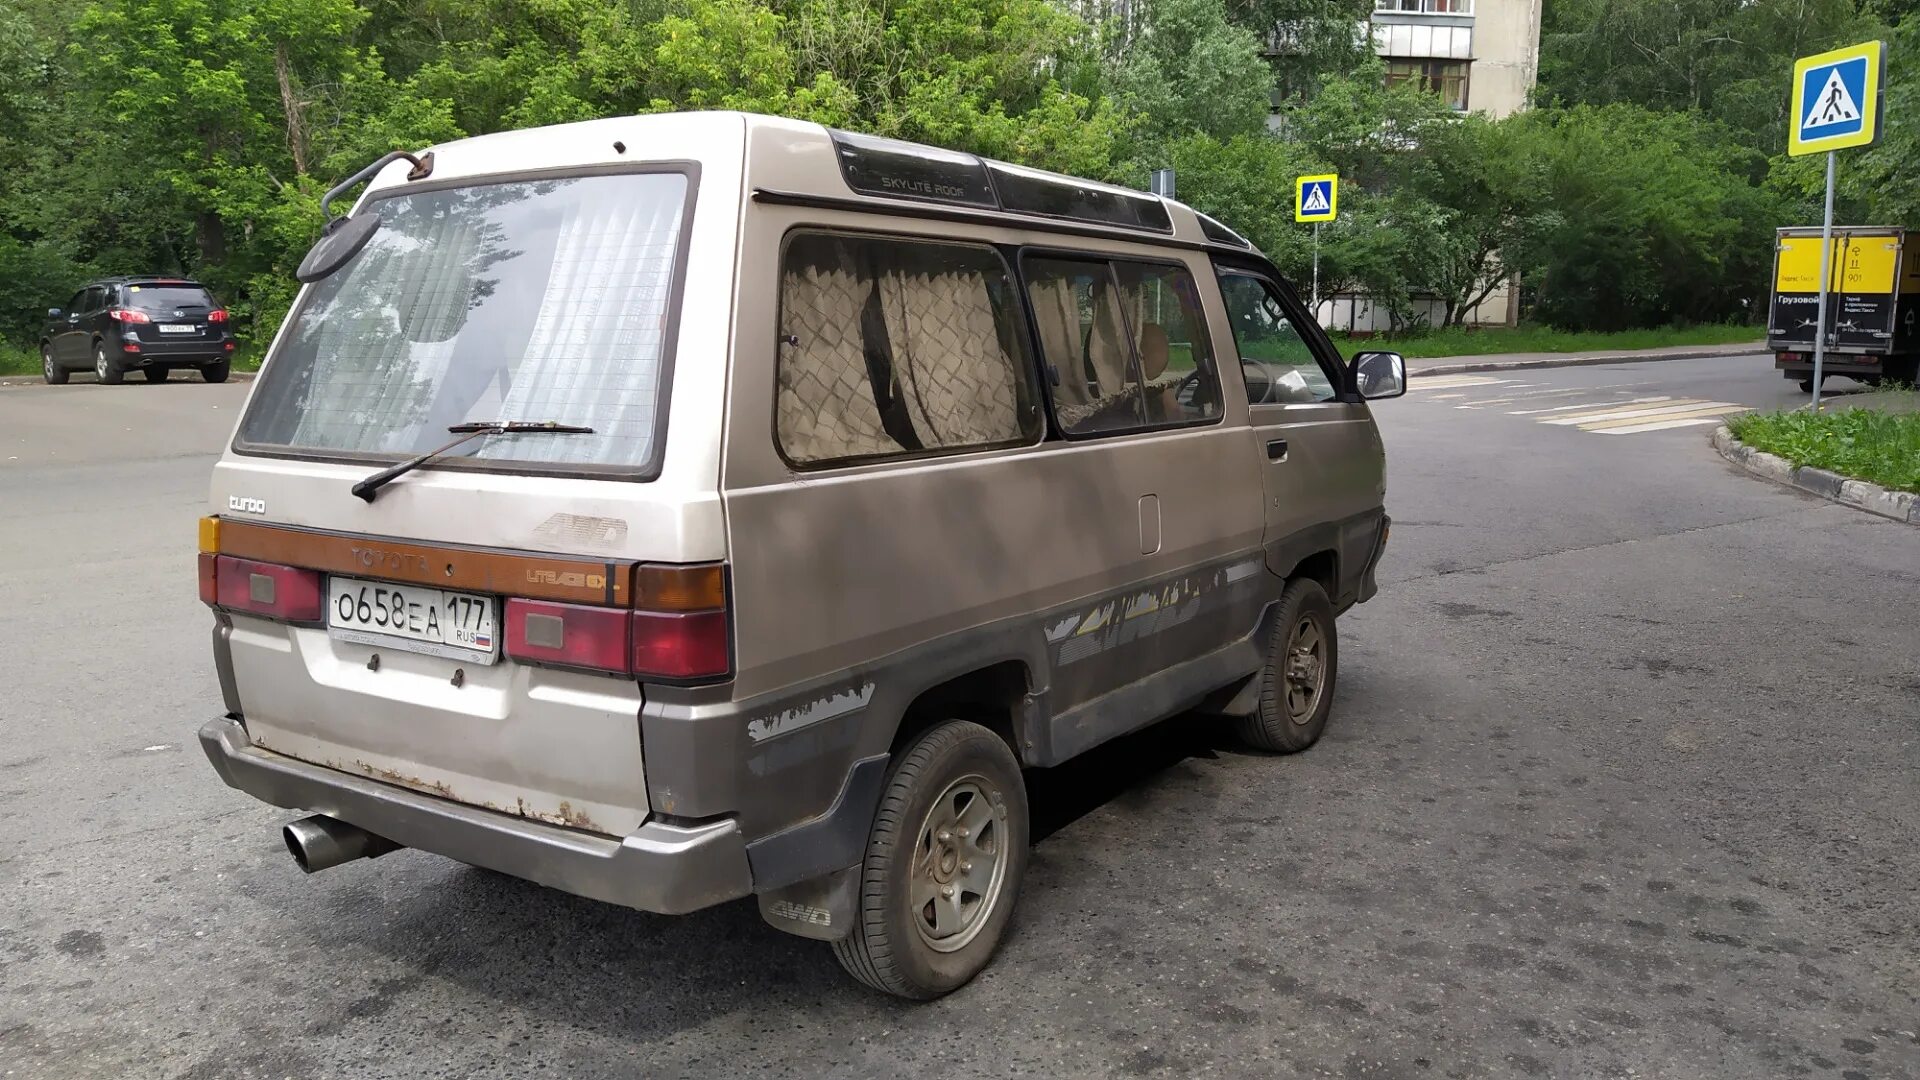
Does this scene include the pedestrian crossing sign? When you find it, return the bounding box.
[1789,41,1883,156]
[1295,174,1337,222]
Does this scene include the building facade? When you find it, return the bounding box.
[1312,0,1543,332]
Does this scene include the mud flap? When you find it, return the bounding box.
[758,866,860,942]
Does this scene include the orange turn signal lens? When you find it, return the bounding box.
[633,564,727,612]
[198,515,222,554]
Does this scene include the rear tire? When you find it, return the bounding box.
[1235,577,1338,754]
[94,343,123,385]
[201,360,230,384]
[142,367,168,384]
[42,344,68,385]
[833,720,1029,1000]
[1797,378,1815,393]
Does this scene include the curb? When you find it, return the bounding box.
[1411,344,1763,378]
[0,370,255,387]
[1710,425,1919,525]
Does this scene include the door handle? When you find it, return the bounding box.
[1266,438,1288,462]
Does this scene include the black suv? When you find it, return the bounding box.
[40,277,236,384]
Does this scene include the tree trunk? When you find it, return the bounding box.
[196,211,227,265]
[275,41,309,176]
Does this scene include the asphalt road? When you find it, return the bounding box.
[2,354,1917,1079]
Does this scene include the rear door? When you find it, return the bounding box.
[124,282,218,349]
[212,165,715,836]
[1215,266,1383,598]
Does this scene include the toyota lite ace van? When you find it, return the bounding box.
[197,111,1403,998]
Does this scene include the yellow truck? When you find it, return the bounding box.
[1767,225,1920,391]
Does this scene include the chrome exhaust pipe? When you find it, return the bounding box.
[283,815,401,874]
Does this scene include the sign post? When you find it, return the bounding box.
[1788,40,1885,409]
[1295,174,1338,314]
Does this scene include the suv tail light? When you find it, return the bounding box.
[205,555,324,623]
[207,309,229,323]
[505,564,730,681]
[108,308,151,324]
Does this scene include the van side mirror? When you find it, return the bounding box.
[1350,351,1406,400]
[296,213,381,282]
[47,307,62,320]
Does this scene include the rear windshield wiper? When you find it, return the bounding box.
[350,421,595,503]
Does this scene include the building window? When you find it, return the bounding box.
[776,232,1041,467]
[1375,0,1473,13]
[1385,58,1470,110]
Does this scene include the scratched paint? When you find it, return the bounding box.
[747,683,876,743]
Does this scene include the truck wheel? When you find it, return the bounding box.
[1236,577,1338,754]
[1798,378,1815,393]
[833,720,1028,999]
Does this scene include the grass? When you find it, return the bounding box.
[0,341,262,378]
[1335,323,1763,359]
[1729,391,1920,493]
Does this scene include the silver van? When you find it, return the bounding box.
[197,112,1403,999]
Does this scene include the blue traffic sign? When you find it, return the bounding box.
[1294,174,1337,222]
[1790,41,1883,156]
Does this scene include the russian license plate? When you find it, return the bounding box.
[157,323,198,334]
[326,576,498,663]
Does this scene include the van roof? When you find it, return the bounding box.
[374,111,1257,254]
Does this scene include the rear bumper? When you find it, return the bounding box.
[198,716,753,915]
[1774,354,1885,375]
[125,337,231,362]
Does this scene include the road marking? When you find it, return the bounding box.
[1596,415,1740,435]
[1579,404,1750,431]
[1540,400,1728,425]
[1508,395,1673,415]
[1410,375,1510,391]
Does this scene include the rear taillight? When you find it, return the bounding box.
[505,600,632,673]
[505,564,730,681]
[208,555,324,622]
[108,308,151,324]
[207,309,228,323]
[631,610,730,680]
[197,552,218,606]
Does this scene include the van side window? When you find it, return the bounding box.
[1024,258,1143,434]
[1026,257,1223,434]
[777,232,1041,467]
[1217,272,1339,404]
[1112,262,1222,424]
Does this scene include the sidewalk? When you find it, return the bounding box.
[1406,341,1765,378]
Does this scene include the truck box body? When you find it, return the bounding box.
[1767,226,1920,355]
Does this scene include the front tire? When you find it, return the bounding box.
[833,720,1029,999]
[1235,577,1338,753]
[201,359,230,383]
[42,344,68,385]
[94,343,123,385]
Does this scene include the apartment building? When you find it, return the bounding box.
[1372,0,1542,120]
[1308,0,1544,330]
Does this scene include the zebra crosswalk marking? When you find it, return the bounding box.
[1508,396,1672,415]
[1595,415,1740,435]
[1579,404,1749,432]
[1540,400,1731,425]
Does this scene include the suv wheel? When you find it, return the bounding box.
[833,720,1029,999]
[42,344,68,385]
[201,359,231,384]
[93,343,124,385]
[1235,577,1338,753]
[142,367,168,384]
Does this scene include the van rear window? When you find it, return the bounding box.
[239,171,691,473]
